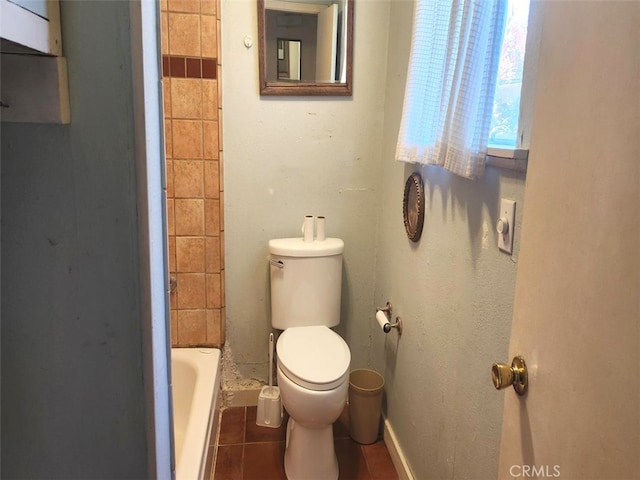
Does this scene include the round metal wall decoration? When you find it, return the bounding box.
[403,172,425,242]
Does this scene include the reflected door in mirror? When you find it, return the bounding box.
[277,39,301,80]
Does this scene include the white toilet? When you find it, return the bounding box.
[269,237,351,480]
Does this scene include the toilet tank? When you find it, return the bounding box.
[269,237,344,330]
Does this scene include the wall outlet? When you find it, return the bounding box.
[497,199,516,254]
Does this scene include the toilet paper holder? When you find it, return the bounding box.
[376,302,403,335]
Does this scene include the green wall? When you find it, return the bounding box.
[1,1,150,477]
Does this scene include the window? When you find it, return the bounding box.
[488,0,531,150]
[396,0,538,178]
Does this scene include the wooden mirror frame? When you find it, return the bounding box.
[257,0,354,96]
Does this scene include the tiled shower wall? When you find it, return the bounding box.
[160,0,225,346]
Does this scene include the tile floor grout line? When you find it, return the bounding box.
[360,444,374,479]
[241,406,247,479]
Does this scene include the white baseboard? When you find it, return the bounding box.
[383,417,414,480]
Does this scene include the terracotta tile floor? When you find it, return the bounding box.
[205,405,399,480]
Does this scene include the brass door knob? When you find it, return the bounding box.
[491,356,528,395]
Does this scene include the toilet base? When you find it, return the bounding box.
[284,418,338,480]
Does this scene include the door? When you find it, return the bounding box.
[497,2,639,479]
[315,4,338,82]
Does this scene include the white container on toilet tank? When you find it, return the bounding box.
[269,237,344,329]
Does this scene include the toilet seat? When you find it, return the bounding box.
[277,326,350,391]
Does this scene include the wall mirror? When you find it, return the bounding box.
[257,0,354,96]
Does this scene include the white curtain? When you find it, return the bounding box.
[396,0,507,179]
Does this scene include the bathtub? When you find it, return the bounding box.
[171,348,222,480]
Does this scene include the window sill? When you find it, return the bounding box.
[486,147,528,172]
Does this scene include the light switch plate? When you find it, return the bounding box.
[498,199,516,254]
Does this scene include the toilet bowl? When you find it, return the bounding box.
[276,325,350,480]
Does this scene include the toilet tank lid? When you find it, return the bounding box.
[269,237,344,257]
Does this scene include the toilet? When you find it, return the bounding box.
[269,236,350,480]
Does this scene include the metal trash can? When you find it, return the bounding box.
[348,369,385,444]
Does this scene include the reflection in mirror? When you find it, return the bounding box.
[258,0,353,96]
[277,39,302,80]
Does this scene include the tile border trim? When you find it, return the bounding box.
[163,54,217,79]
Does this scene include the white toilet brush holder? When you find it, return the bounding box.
[257,333,283,428]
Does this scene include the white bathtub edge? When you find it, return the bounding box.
[172,348,221,480]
